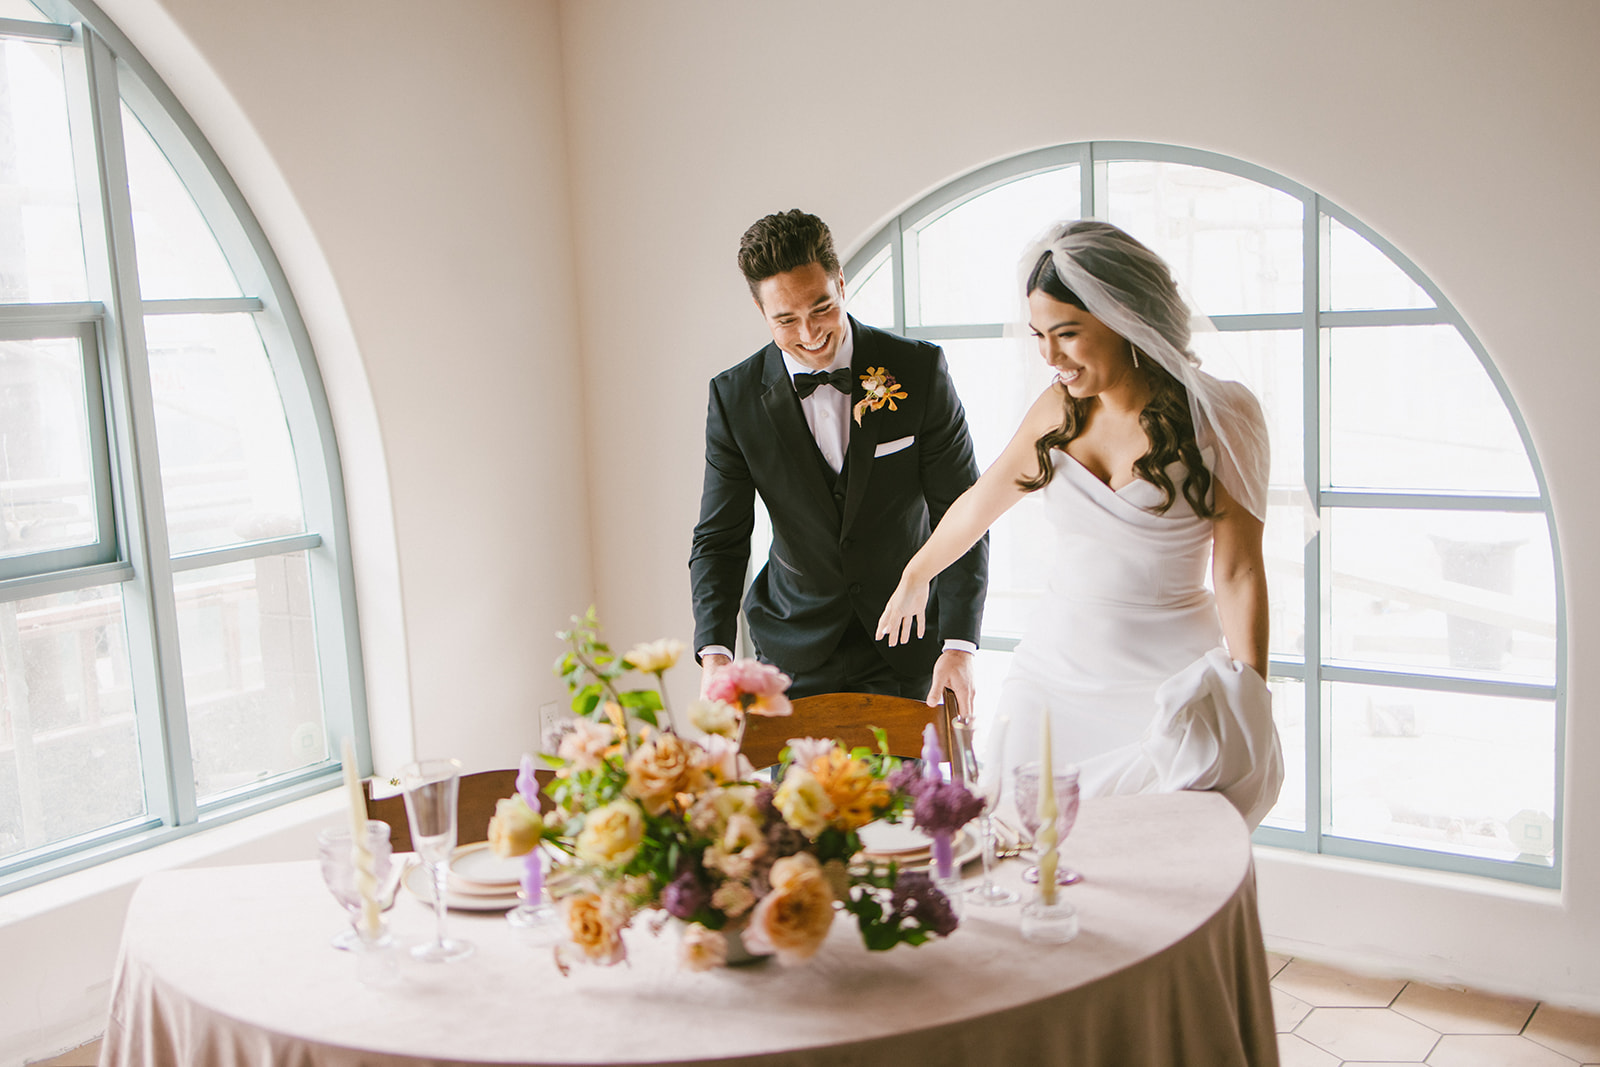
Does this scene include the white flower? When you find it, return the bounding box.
[688,698,741,738]
[785,737,837,771]
[625,638,684,674]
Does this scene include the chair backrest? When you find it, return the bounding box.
[363,768,520,853]
[740,689,960,770]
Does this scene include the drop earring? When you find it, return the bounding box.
[1129,345,1141,369]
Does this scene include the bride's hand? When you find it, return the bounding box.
[876,578,930,648]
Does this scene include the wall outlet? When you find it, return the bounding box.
[538,702,564,754]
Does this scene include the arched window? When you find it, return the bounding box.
[0,1,363,890]
[846,143,1562,886]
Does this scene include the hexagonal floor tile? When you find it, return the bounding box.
[1274,987,1313,1033]
[1272,959,1407,1008]
[1277,1033,1339,1067]
[1525,1004,1600,1064]
[1296,1006,1441,1061]
[1265,951,1292,979]
[1428,1033,1583,1067]
[1393,982,1538,1035]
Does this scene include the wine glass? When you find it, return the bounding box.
[952,714,1018,907]
[1012,762,1083,886]
[316,821,404,950]
[400,758,474,962]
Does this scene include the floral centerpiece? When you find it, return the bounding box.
[488,609,981,971]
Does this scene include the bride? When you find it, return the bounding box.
[876,220,1283,829]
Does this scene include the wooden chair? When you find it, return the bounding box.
[740,688,961,770]
[362,768,521,853]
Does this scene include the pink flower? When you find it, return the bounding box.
[705,659,793,718]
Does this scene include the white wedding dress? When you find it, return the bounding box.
[996,449,1284,830]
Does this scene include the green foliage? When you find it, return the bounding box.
[553,607,672,739]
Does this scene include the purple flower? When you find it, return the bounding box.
[891,870,959,938]
[909,779,984,837]
[662,870,707,920]
[887,761,923,794]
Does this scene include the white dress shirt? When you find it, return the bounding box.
[779,326,853,474]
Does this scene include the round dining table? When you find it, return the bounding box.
[98,791,1278,1066]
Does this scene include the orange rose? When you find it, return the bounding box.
[565,891,627,964]
[742,853,835,963]
[810,749,891,832]
[625,732,696,815]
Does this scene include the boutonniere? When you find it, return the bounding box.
[852,366,908,425]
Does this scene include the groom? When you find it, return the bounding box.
[690,209,988,710]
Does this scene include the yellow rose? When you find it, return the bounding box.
[625,732,696,815]
[487,794,543,858]
[624,638,684,674]
[810,749,891,832]
[773,766,834,839]
[743,853,835,963]
[565,891,627,964]
[576,798,644,866]
[688,784,759,835]
[678,922,727,972]
[688,698,741,738]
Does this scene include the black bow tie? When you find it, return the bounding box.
[793,368,853,399]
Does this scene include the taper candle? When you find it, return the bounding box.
[341,737,382,938]
[1036,716,1060,905]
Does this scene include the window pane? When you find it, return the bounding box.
[122,104,242,300]
[916,167,1080,326]
[176,552,326,801]
[845,252,893,329]
[1261,676,1304,831]
[145,314,304,554]
[0,583,144,860]
[0,336,98,559]
[1104,161,1302,315]
[1192,329,1302,489]
[1265,503,1305,662]
[943,336,1055,640]
[1328,326,1536,494]
[0,2,51,19]
[1322,215,1432,312]
[1326,509,1556,682]
[1327,681,1554,867]
[0,39,88,303]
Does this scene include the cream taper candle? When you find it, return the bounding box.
[1036,716,1060,905]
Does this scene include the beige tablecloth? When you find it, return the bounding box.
[101,792,1277,1066]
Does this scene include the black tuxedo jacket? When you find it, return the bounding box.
[690,318,988,679]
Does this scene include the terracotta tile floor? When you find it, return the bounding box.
[1268,954,1600,1066]
[25,960,1600,1065]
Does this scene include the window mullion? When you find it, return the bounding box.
[1302,195,1324,853]
[74,27,197,829]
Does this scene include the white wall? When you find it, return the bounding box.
[560,0,1600,1008]
[8,0,1600,1061]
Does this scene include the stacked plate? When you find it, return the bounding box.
[402,842,525,911]
[855,820,979,872]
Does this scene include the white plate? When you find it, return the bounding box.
[855,828,978,873]
[404,861,521,911]
[449,841,525,889]
[857,819,932,856]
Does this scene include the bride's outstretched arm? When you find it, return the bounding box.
[877,386,1065,647]
[1211,479,1269,677]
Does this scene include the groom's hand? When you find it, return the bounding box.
[700,653,731,697]
[928,649,975,718]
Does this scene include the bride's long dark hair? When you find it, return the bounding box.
[1018,249,1216,518]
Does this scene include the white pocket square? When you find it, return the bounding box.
[874,435,915,458]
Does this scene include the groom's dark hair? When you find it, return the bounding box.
[738,210,840,300]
